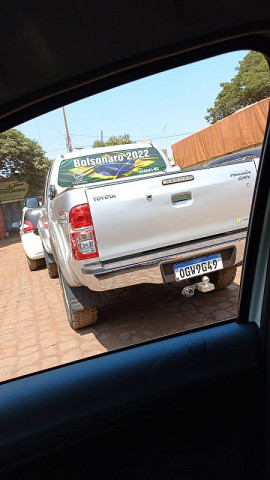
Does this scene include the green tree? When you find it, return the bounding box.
[205,51,270,124]
[0,129,51,195]
[92,133,133,148]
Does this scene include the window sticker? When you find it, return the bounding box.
[58,147,167,187]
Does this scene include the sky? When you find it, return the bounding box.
[17,50,249,159]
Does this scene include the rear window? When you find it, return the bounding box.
[58,146,167,187]
[24,208,41,228]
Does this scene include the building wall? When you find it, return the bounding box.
[1,200,24,233]
[0,176,30,236]
[0,204,7,238]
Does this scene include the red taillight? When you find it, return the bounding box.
[69,204,92,229]
[69,204,99,260]
[23,220,34,233]
[42,217,49,228]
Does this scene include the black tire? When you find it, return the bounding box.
[59,269,98,329]
[39,258,46,267]
[26,255,38,271]
[210,266,237,290]
[47,261,58,279]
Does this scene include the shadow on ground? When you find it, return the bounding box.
[78,281,240,352]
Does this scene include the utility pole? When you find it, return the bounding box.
[101,131,104,146]
[62,107,73,152]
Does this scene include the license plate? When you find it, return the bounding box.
[173,253,223,281]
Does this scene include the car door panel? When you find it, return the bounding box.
[0,321,263,479]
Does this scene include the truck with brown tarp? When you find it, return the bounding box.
[172,97,269,169]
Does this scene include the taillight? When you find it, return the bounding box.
[42,217,49,228]
[23,220,34,233]
[69,204,99,260]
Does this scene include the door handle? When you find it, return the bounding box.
[171,192,192,204]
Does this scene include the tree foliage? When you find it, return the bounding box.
[92,133,133,148]
[205,51,270,124]
[0,129,51,195]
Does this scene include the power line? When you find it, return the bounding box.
[148,133,194,140]
[69,132,194,140]
[69,133,109,138]
[45,132,194,154]
[46,146,66,153]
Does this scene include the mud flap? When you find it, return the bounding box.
[44,248,56,265]
[61,273,100,311]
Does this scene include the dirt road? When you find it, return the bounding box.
[0,236,241,382]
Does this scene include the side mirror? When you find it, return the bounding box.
[49,185,56,200]
[25,197,39,208]
[12,222,20,229]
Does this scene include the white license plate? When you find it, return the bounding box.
[173,253,223,281]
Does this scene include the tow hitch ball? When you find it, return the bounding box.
[181,276,215,297]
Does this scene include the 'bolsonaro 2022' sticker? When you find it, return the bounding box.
[58,147,167,187]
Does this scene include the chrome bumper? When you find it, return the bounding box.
[81,229,246,292]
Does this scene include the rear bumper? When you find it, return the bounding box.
[27,252,45,261]
[21,233,45,260]
[81,229,247,292]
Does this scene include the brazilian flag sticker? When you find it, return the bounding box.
[58,147,167,187]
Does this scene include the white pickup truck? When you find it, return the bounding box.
[36,142,260,329]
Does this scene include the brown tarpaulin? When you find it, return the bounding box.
[172,97,270,168]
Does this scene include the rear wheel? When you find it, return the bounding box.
[68,307,98,330]
[47,261,58,279]
[210,266,237,290]
[59,269,98,329]
[26,255,38,271]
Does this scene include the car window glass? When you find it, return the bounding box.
[0,50,269,381]
[58,146,167,187]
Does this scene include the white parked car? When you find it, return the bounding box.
[13,202,45,271]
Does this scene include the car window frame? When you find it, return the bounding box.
[0,40,270,382]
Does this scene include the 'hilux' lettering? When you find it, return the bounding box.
[93,194,116,201]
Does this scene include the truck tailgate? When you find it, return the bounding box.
[85,161,257,261]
